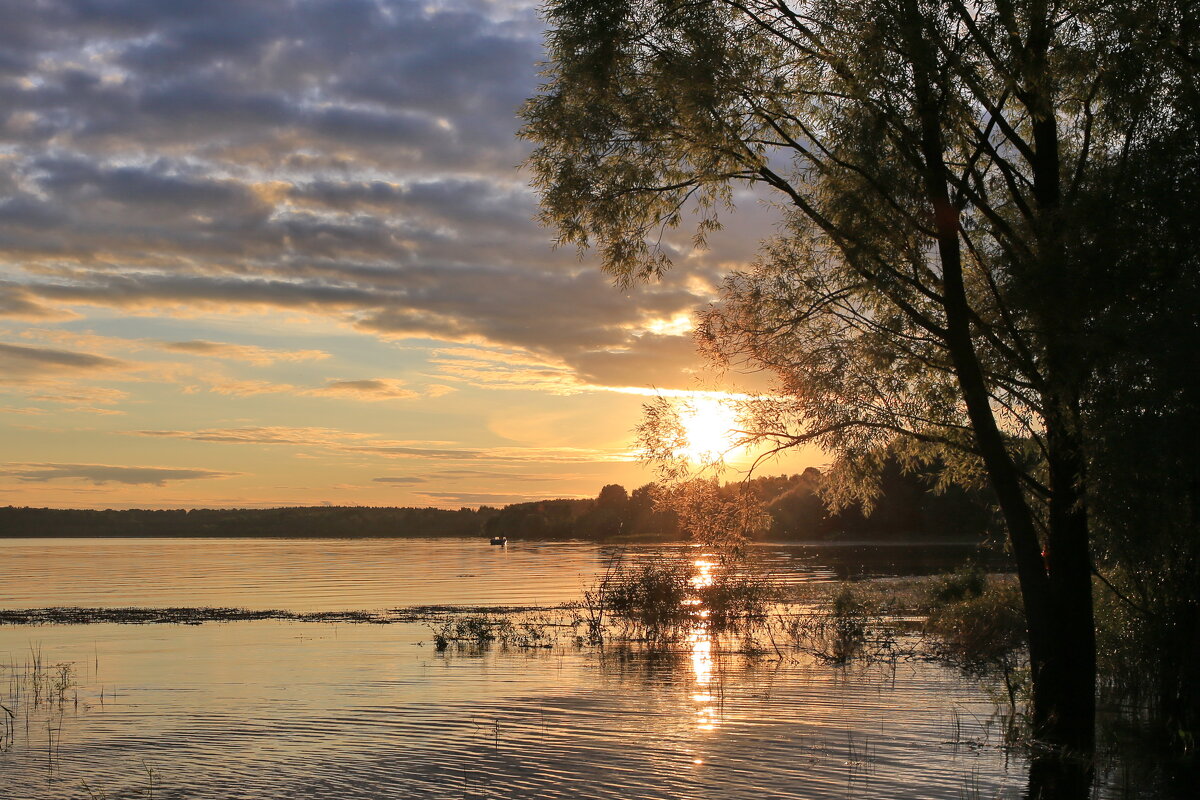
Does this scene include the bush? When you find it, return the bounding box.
[578,555,777,643]
[928,560,988,605]
[702,570,773,624]
[431,615,512,651]
[771,585,892,663]
[605,560,693,628]
[925,580,1027,710]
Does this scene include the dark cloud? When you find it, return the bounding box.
[0,0,747,391]
[3,462,235,486]
[372,476,428,484]
[0,0,538,165]
[0,283,71,319]
[131,426,630,465]
[0,341,127,378]
[305,378,417,401]
[567,335,710,389]
[159,340,328,364]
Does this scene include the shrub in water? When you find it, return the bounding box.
[606,560,693,630]
[925,580,1027,711]
[928,560,988,606]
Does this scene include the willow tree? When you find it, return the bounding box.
[523,0,1197,750]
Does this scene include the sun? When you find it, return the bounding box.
[678,397,741,463]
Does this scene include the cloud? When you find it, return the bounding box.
[345,443,635,463]
[0,342,128,379]
[372,476,428,484]
[2,462,236,486]
[344,443,487,459]
[413,490,581,506]
[160,340,330,365]
[206,379,297,397]
[130,425,635,464]
[133,426,376,447]
[195,376,425,401]
[0,0,743,394]
[428,346,585,394]
[303,378,417,401]
[0,283,75,319]
[410,489,588,506]
[25,384,129,405]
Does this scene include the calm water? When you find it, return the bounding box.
[0,538,1151,799]
[0,538,989,611]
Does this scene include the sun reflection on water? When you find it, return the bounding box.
[689,628,717,731]
[688,557,719,732]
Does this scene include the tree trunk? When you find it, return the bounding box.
[895,1,1098,751]
[1036,400,1097,749]
[898,7,1094,749]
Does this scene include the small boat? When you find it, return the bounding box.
[489,536,508,546]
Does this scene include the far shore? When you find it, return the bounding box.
[1,531,989,545]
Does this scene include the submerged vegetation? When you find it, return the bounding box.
[525,0,1199,754]
[424,554,1009,679]
[4,551,1192,797]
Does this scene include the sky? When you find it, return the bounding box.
[0,0,817,510]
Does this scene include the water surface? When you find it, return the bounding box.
[0,537,1146,799]
[0,537,988,611]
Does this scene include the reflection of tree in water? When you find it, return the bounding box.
[1027,752,1092,800]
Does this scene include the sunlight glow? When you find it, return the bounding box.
[687,557,721,731]
[641,313,694,336]
[689,627,718,731]
[678,398,741,463]
[690,630,713,686]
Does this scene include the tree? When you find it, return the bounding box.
[524,0,1198,750]
[596,483,630,508]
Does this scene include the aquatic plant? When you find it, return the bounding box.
[928,560,989,605]
[431,615,512,651]
[924,580,1028,713]
[580,553,778,643]
[768,587,897,664]
[604,559,693,635]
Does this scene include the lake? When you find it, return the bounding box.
[0,538,1162,799]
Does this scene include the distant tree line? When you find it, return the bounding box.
[0,462,993,542]
[485,459,995,542]
[0,505,492,539]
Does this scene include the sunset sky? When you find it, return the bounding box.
[0,0,815,509]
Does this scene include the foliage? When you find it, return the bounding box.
[0,469,994,543]
[764,584,899,664]
[576,551,776,644]
[524,0,1200,748]
[603,559,694,633]
[1081,130,1200,739]
[807,586,875,663]
[926,581,1026,670]
[431,615,511,651]
[429,614,558,651]
[929,560,988,605]
[925,579,1028,711]
[654,478,770,558]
